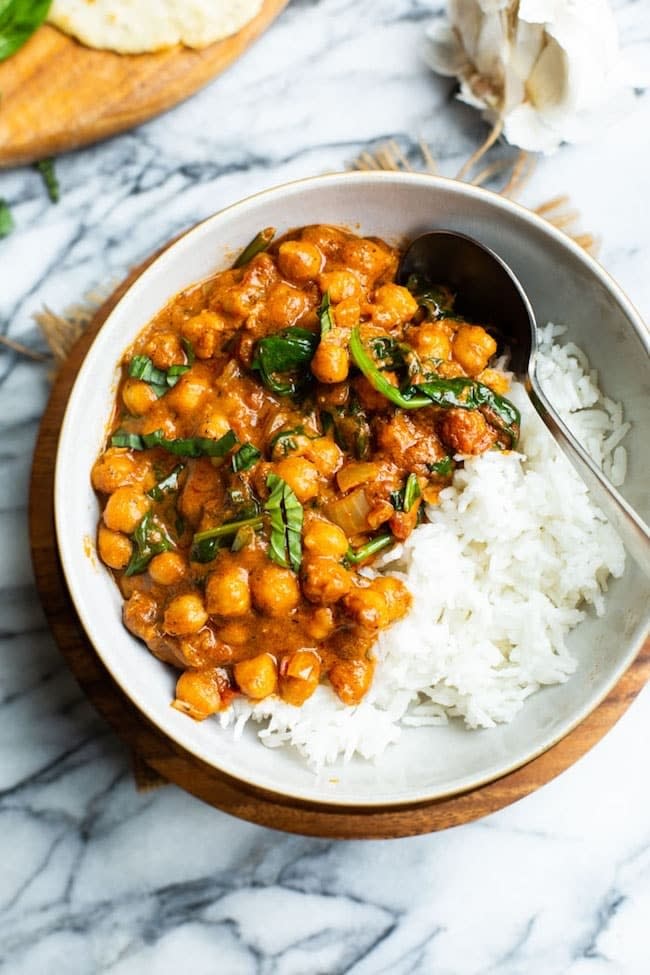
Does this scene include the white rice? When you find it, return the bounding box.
[219,326,627,767]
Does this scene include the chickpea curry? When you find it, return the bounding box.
[92,225,519,721]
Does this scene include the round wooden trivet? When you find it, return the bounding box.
[29,254,650,839]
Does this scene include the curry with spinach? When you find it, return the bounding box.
[92,224,519,720]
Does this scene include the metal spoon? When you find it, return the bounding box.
[397,230,650,577]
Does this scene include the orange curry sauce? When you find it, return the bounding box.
[92,225,515,720]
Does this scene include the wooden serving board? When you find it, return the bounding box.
[29,251,650,839]
[0,1,288,168]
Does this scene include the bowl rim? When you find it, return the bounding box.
[54,170,650,809]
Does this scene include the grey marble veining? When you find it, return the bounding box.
[1,1,649,972]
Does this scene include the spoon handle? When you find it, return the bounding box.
[528,372,650,579]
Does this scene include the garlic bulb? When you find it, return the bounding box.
[426,0,632,154]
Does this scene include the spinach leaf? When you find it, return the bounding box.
[251,327,318,396]
[231,443,261,473]
[111,428,238,459]
[191,513,264,563]
[0,199,13,238]
[406,274,455,319]
[318,291,334,336]
[345,533,393,566]
[0,0,52,62]
[233,227,275,268]
[125,512,174,576]
[264,473,303,572]
[34,158,59,203]
[427,456,454,477]
[147,464,184,501]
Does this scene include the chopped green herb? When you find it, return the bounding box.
[0,0,53,63]
[127,354,189,398]
[406,274,455,319]
[0,199,14,238]
[110,428,238,458]
[403,473,421,512]
[231,443,261,473]
[264,473,303,572]
[181,337,195,366]
[191,513,264,563]
[147,464,184,501]
[251,327,318,396]
[34,157,59,203]
[345,533,393,566]
[125,512,174,576]
[269,425,306,457]
[318,291,334,336]
[350,327,520,448]
[233,227,276,268]
[427,456,454,477]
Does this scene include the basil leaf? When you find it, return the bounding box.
[191,514,264,563]
[127,355,189,396]
[125,512,174,576]
[264,473,303,573]
[0,0,52,62]
[231,443,261,473]
[147,464,184,501]
[190,536,221,564]
[268,425,305,457]
[0,199,14,238]
[318,291,334,337]
[403,473,421,512]
[345,534,393,566]
[233,227,275,268]
[34,157,59,203]
[110,428,238,459]
[181,337,195,366]
[166,364,190,386]
[427,456,453,477]
[251,327,318,396]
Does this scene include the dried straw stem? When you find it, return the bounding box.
[455,118,504,180]
[0,334,49,362]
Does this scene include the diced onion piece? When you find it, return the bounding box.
[336,462,380,494]
[324,488,371,536]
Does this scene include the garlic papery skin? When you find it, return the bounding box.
[426,0,633,154]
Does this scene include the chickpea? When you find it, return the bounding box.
[279,650,321,706]
[328,658,374,706]
[218,621,250,646]
[370,577,411,622]
[341,238,394,283]
[103,486,150,534]
[166,372,211,415]
[371,284,419,329]
[163,592,208,636]
[139,410,178,440]
[97,524,132,570]
[92,449,143,494]
[205,565,251,617]
[303,519,349,559]
[477,367,510,397]
[304,607,336,640]
[438,407,496,455]
[300,225,348,258]
[173,668,223,720]
[305,437,343,477]
[302,557,353,605]
[318,270,362,303]
[149,551,187,586]
[311,340,349,384]
[145,330,183,369]
[411,322,452,361]
[333,297,361,329]
[234,653,278,699]
[353,375,392,412]
[452,324,497,376]
[181,310,228,360]
[195,406,231,441]
[343,587,390,629]
[277,240,323,282]
[121,378,158,416]
[251,564,300,617]
[274,456,320,503]
[265,282,311,329]
[123,590,159,642]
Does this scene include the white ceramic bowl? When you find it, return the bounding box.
[55,172,650,808]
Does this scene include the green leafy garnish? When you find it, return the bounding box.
[125,512,174,576]
[127,355,189,397]
[34,157,59,203]
[147,464,184,501]
[191,513,264,563]
[0,0,53,63]
[345,534,393,566]
[318,291,334,337]
[233,227,275,268]
[268,425,306,457]
[427,456,454,477]
[264,473,303,572]
[403,473,421,512]
[406,275,455,319]
[251,327,318,396]
[350,327,520,448]
[0,199,14,238]
[110,428,237,458]
[181,337,195,366]
[231,443,261,473]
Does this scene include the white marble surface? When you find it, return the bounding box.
[1,1,649,972]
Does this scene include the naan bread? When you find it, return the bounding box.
[47,0,264,54]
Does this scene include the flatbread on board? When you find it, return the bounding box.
[47,0,264,54]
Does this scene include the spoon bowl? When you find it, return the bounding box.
[398,230,650,577]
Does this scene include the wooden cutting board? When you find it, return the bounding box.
[0,0,288,168]
[28,245,650,839]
